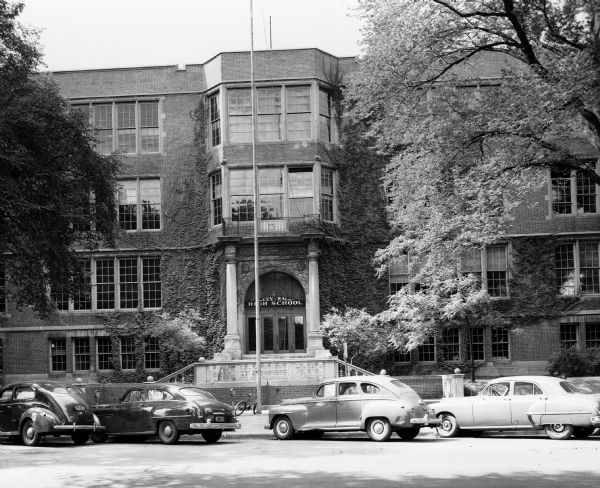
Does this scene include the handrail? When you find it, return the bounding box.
[155,363,198,384]
[334,358,375,377]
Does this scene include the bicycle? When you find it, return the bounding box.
[231,391,258,416]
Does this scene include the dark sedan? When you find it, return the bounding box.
[91,383,240,444]
[0,381,104,446]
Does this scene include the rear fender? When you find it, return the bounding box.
[20,408,60,433]
[360,400,405,428]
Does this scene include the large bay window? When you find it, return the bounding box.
[230,168,254,221]
[555,241,600,296]
[73,100,160,155]
[551,168,597,215]
[258,88,282,141]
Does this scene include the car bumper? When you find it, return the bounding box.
[53,424,105,432]
[189,422,240,431]
[409,414,440,426]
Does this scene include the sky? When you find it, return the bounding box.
[17,0,364,72]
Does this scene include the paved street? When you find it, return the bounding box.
[1,416,599,488]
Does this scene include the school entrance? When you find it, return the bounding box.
[245,271,306,354]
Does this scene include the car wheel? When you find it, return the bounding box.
[366,418,392,442]
[71,431,90,445]
[202,430,222,443]
[572,427,595,439]
[273,416,294,440]
[437,413,460,438]
[21,419,41,447]
[545,423,574,440]
[158,420,180,445]
[397,428,420,440]
[91,432,108,443]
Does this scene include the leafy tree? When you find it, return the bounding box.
[321,307,391,372]
[0,1,121,316]
[345,1,600,363]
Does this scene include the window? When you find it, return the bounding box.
[258,87,281,141]
[209,94,221,146]
[144,337,160,369]
[143,257,162,308]
[551,168,597,215]
[230,168,254,221]
[555,242,600,296]
[96,259,115,310]
[418,336,435,362]
[14,386,35,401]
[211,172,222,225]
[491,326,510,359]
[360,383,380,394]
[462,246,507,297]
[97,337,113,370]
[319,89,332,142]
[440,327,460,361]
[74,260,92,311]
[120,337,136,370]
[119,258,138,309]
[320,168,334,221]
[0,260,5,314]
[73,338,90,371]
[51,285,69,311]
[228,89,252,143]
[260,167,284,219]
[389,255,422,294]
[50,338,67,372]
[288,167,313,217]
[118,179,161,231]
[315,383,336,398]
[585,323,600,348]
[123,389,143,402]
[393,350,412,362]
[338,382,359,395]
[514,382,543,396]
[83,101,160,155]
[560,323,578,349]
[286,86,311,140]
[483,382,509,396]
[466,327,485,361]
[147,389,173,401]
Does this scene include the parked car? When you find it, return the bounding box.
[266,375,438,442]
[0,381,104,446]
[430,375,600,440]
[90,383,240,444]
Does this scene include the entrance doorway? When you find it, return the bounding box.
[245,271,306,354]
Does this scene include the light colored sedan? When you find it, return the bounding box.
[266,375,438,442]
[430,375,600,440]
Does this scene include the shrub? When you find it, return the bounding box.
[547,348,600,377]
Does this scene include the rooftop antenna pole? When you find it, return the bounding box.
[269,16,272,49]
[250,0,262,414]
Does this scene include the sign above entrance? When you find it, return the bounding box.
[245,296,305,308]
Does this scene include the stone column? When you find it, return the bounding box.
[218,244,242,360]
[306,239,328,357]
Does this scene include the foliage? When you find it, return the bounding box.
[548,347,600,377]
[0,1,121,316]
[321,307,391,371]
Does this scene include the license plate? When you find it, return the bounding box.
[215,416,224,423]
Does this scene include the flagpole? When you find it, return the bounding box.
[250,0,262,413]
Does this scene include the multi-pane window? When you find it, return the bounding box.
[78,101,160,155]
[97,337,113,370]
[74,260,92,311]
[260,168,284,219]
[551,168,597,215]
[556,242,600,295]
[119,258,138,309]
[142,258,162,308]
[51,285,69,311]
[491,326,510,359]
[585,323,600,348]
[211,172,223,226]
[393,350,412,362]
[440,327,460,361]
[486,245,508,297]
[389,257,410,294]
[228,89,252,143]
[466,327,485,361]
[118,179,161,231]
[73,338,90,371]
[286,86,311,140]
[288,167,313,217]
[144,337,160,369]
[50,338,67,372]
[230,169,254,221]
[257,87,282,141]
[96,259,115,310]
[120,337,136,370]
[417,336,435,362]
[0,261,5,314]
[560,323,578,349]
[321,168,334,221]
[209,94,221,147]
[319,89,332,142]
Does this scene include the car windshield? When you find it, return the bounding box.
[179,388,217,400]
[560,381,585,393]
